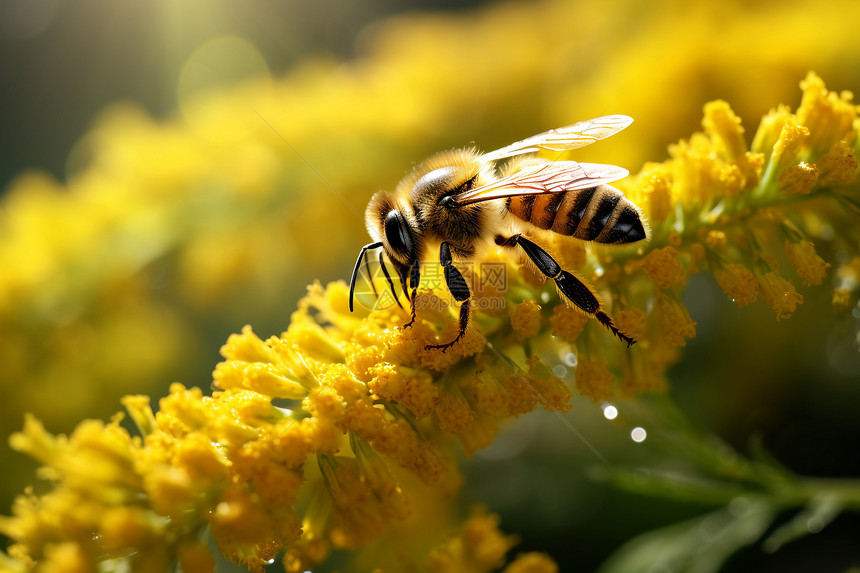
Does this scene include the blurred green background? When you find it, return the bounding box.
[2,0,860,571]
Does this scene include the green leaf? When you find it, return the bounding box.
[761,495,843,553]
[597,497,776,573]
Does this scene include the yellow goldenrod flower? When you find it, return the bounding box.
[2,70,859,572]
[705,230,728,249]
[4,5,860,521]
[785,240,830,287]
[714,263,760,307]
[703,100,761,192]
[756,269,804,321]
[637,164,674,225]
[657,292,697,347]
[427,508,519,573]
[523,357,573,413]
[509,300,543,340]
[641,246,687,289]
[771,117,810,173]
[614,307,649,343]
[778,162,820,195]
[574,358,614,404]
[502,552,559,573]
[549,305,589,342]
[797,72,858,158]
[818,140,859,186]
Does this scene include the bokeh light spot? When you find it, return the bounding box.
[601,403,618,420]
[178,36,271,137]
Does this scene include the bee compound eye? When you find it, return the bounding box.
[384,210,414,258]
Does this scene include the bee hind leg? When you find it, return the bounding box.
[426,242,471,352]
[497,234,636,347]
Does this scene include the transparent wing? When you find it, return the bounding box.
[454,161,629,206]
[479,115,633,163]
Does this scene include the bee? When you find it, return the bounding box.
[348,115,647,351]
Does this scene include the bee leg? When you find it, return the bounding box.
[426,242,471,352]
[394,264,410,304]
[377,250,404,310]
[497,235,636,347]
[403,259,421,329]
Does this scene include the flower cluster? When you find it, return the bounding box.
[1,74,857,572]
[4,6,860,543]
[3,0,859,454]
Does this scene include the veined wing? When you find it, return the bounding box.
[454,161,629,206]
[479,115,633,163]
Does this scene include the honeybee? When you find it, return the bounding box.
[348,115,647,351]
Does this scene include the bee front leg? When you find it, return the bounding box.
[426,242,471,352]
[377,250,404,310]
[403,258,421,329]
[497,235,636,347]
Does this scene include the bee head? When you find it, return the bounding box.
[365,191,420,267]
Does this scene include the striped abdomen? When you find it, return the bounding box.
[506,184,646,244]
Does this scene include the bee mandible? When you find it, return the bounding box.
[348,115,647,351]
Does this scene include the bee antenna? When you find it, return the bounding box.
[349,242,384,312]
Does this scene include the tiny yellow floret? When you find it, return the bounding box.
[757,271,804,320]
[575,359,614,403]
[714,263,759,307]
[509,300,543,340]
[785,240,830,286]
[641,246,686,289]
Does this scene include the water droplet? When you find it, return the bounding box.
[630,427,647,442]
[564,352,578,367]
[600,402,618,420]
[552,364,567,377]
